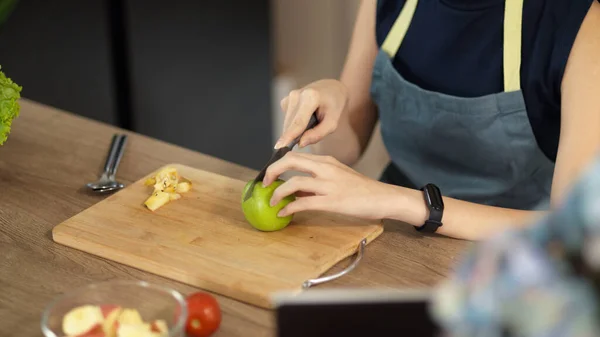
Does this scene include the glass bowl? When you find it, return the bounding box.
[41,280,188,337]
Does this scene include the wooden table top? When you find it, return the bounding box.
[0,99,468,337]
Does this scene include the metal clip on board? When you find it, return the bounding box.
[302,238,367,288]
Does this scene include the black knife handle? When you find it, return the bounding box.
[287,112,319,149]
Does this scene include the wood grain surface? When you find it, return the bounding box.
[0,99,469,337]
[53,163,383,309]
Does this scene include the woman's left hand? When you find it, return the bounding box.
[262,152,395,220]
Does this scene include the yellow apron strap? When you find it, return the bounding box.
[380,0,524,92]
[381,0,419,59]
[503,0,524,92]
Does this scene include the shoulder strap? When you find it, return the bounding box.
[503,0,524,92]
[381,0,418,59]
[380,0,524,92]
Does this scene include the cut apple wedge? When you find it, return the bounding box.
[144,191,171,211]
[150,320,168,334]
[101,305,123,337]
[175,182,191,193]
[116,323,147,337]
[152,167,179,191]
[143,166,192,212]
[116,323,163,337]
[117,308,144,325]
[69,324,106,337]
[100,305,121,318]
[62,305,104,337]
[61,305,170,337]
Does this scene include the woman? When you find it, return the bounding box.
[263,0,600,240]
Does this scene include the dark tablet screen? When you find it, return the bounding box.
[275,290,442,337]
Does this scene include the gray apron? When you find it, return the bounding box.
[370,0,554,210]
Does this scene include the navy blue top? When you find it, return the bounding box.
[375,0,594,161]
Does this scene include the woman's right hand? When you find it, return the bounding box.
[274,79,349,149]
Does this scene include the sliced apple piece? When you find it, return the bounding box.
[144,166,192,211]
[144,191,170,211]
[76,324,106,337]
[152,167,179,191]
[144,177,156,186]
[101,305,123,337]
[116,323,154,337]
[175,182,191,193]
[100,305,120,318]
[149,320,168,334]
[117,308,143,325]
[62,305,104,337]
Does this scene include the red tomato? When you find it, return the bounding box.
[185,292,222,337]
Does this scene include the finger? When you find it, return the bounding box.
[278,196,328,217]
[275,91,301,149]
[297,118,337,147]
[282,91,300,132]
[280,96,291,128]
[273,152,342,178]
[287,152,340,165]
[270,176,328,206]
[262,152,322,186]
[276,89,320,149]
[280,96,289,111]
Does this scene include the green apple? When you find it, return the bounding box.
[241,179,295,231]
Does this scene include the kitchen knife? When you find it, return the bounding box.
[243,112,319,202]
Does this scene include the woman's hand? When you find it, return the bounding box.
[275,79,349,149]
[261,152,544,241]
[262,151,395,220]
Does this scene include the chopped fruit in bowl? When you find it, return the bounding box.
[41,281,187,337]
[143,167,193,211]
[62,305,166,337]
[61,305,103,337]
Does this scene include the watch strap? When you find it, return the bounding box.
[417,184,444,233]
[416,219,443,232]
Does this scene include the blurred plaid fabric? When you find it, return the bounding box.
[431,155,600,337]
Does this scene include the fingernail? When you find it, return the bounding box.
[274,139,284,149]
[278,209,287,217]
[269,198,277,207]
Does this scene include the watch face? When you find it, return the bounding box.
[425,184,444,210]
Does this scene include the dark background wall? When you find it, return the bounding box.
[0,0,273,170]
[0,0,117,125]
[125,0,273,170]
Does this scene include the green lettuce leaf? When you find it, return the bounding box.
[0,65,22,145]
[0,0,19,28]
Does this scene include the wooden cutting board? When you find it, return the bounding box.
[52,163,384,308]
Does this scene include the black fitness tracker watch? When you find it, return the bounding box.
[417,183,444,233]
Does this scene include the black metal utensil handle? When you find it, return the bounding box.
[102,134,121,175]
[286,112,319,149]
[108,134,128,177]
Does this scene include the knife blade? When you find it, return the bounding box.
[243,112,319,202]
